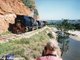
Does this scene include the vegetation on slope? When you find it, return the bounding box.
[22,0,35,8]
[22,0,39,18]
[0,28,51,60]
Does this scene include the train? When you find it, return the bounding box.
[9,15,46,34]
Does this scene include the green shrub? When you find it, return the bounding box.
[0,28,51,60]
[22,0,35,8]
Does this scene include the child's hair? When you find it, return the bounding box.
[42,39,58,56]
[45,43,56,51]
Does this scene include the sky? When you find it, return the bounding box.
[35,0,80,20]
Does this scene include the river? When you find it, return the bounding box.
[62,36,80,60]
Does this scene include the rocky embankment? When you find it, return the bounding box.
[0,0,32,34]
[0,14,16,33]
[0,0,31,15]
[0,26,50,43]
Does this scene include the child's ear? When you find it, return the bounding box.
[44,46,47,50]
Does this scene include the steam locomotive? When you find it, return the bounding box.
[9,15,46,34]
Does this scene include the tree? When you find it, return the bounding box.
[61,19,70,31]
[22,0,39,19]
[22,0,35,9]
[57,31,69,56]
[56,19,70,56]
[56,19,75,31]
[74,23,80,30]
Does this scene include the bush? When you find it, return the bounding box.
[0,28,51,60]
[22,0,35,8]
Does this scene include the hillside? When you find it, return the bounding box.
[0,26,57,60]
[0,0,31,15]
[0,0,35,34]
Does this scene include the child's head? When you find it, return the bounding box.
[45,40,57,51]
[43,39,58,55]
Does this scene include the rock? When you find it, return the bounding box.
[0,0,32,34]
[0,14,16,33]
[0,0,31,15]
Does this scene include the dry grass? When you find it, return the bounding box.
[0,28,51,60]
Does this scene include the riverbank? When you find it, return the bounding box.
[62,35,80,60]
[68,30,80,41]
[62,30,80,60]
